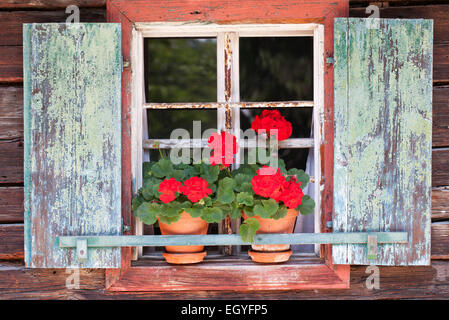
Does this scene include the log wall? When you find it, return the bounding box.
[0,0,448,299]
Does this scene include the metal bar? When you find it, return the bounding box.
[59,232,408,248]
[143,138,314,149]
[143,101,313,109]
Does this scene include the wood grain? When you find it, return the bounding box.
[0,47,22,83]
[0,86,23,140]
[0,187,23,223]
[333,18,433,266]
[0,10,105,46]
[0,224,24,259]
[432,148,449,187]
[432,188,449,221]
[0,259,449,299]
[23,23,122,268]
[0,0,105,9]
[431,223,449,259]
[433,86,449,147]
[0,139,23,184]
[350,4,449,83]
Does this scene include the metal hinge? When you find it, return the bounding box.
[326,57,335,64]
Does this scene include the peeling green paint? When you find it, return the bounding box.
[24,23,122,268]
[333,18,433,266]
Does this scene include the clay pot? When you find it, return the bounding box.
[243,209,298,263]
[158,211,208,264]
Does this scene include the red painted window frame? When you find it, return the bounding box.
[105,0,350,291]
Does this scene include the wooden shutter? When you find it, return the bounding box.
[23,23,122,268]
[333,18,433,266]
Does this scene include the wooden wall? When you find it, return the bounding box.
[0,0,448,299]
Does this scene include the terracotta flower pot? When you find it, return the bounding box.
[158,211,208,264]
[243,209,298,263]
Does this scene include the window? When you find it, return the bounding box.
[131,23,324,261]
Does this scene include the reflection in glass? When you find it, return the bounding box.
[147,109,216,139]
[145,38,217,103]
[240,37,313,102]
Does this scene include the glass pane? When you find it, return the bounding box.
[145,38,217,103]
[240,37,313,102]
[147,109,217,139]
[240,108,313,139]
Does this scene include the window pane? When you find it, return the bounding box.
[147,109,217,139]
[240,37,313,102]
[240,108,313,139]
[145,38,217,103]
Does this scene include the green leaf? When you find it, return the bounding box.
[184,205,203,218]
[298,195,315,215]
[169,169,185,181]
[287,168,309,189]
[142,162,154,180]
[151,159,174,178]
[272,206,288,220]
[243,205,255,217]
[236,192,254,206]
[233,174,253,192]
[253,198,279,219]
[141,178,162,201]
[200,163,220,184]
[202,207,224,223]
[216,177,235,204]
[158,215,181,224]
[229,202,242,219]
[161,201,184,217]
[135,202,159,225]
[131,194,144,212]
[239,218,260,243]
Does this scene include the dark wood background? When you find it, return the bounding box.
[0,0,448,299]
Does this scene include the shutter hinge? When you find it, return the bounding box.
[122,218,131,234]
[326,57,335,64]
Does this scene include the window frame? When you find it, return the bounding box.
[106,0,350,291]
[132,23,323,258]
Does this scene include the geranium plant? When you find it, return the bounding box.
[132,130,239,226]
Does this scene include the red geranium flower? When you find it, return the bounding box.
[279,177,304,209]
[251,109,292,141]
[179,177,213,203]
[251,166,287,200]
[208,131,238,167]
[158,177,182,204]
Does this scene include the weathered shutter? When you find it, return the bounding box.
[333,18,433,266]
[23,23,122,268]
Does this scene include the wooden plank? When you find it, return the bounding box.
[350,5,449,83]
[0,224,24,259]
[432,188,449,221]
[432,148,449,187]
[110,0,349,24]
[0,10,105,46]
[0,0,106,9]
[433,86,449,147]
[0,86,23,140]
[0,187,23,223]
[0,261,105,300]
[1,260,449,299]
[0,46,22,83]
[109,260,350,291]
[431,222,449,259]
[23,23,122,268]
[0,139,23,184]
[333,18,433,266]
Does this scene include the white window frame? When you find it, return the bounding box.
[130,23,325,259]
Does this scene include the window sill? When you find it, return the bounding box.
[106,253,350,291]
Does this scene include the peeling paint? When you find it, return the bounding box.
[333,18,433,266]
[24,23,122,268]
